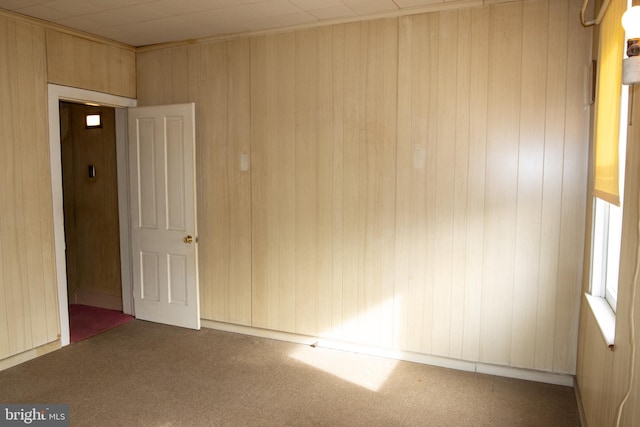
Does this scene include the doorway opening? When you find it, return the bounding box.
[48,84,137,346]
[59,102,133,342]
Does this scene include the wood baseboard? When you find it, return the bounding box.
[201,319,575,387]
[0,340,61,372]
[574,377,589,427]
[70,288,122,311]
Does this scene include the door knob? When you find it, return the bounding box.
[183,235,194,244]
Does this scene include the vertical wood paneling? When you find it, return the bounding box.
[394,15,416,352]
[375,18,398,346]
[294,27,322,336]
[510,0,548,369]
[248,37,268,329]
[534,0,568,372]
[422,14,438,354]
[196,41,252,326]
[251,32,297,332]
[0,22,8,349]
[3,0,603,388]
[341,19,397,347]
[554,0,591,375]
[108,45,136,98]
[579,310,616,424]
[0,0,593,378]
[200,40,252,326]
[46,30,135,98]
[395,13,436,354]
[554,0,590,374]
[2,17,29,355]
[0,15,59,360]
[618,95,640,423]
[36,28,59,344]
[620,81,640,425]
[251,20,397,344]
[449,7,471,361]
[479,1,522,366]
[15,19,38,353]
[330,25,345,340]
[136,52,163,105]
[340,22,364,343]
[431,9,457,357]
[611,79,640,426]
[577,70,640,427]
[225,40,253,326]
[292,25,337,336]
[462,5,489,363]
[316,25,338,337]
[133,0,590,377]
[396,0,588,371]
[137,39,252,326]
[17,21,44,348]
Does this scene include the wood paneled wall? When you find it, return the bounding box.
[0,15,59,359]
[137,41,253,326]
[46,30,136,98]
[136,0,591,375]
[0,10,136,364]
[576,82,640,426]
[396,0,589,371]
[250,20,398,345]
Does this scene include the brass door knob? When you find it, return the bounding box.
[183,235,194,244]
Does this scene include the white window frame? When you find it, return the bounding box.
[591,198,622,311]
[590,84,628,314]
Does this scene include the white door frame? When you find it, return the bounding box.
[47,84,137,346]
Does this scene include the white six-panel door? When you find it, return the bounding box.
[128,103,200,330]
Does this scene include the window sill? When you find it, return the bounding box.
[585,293,616,350]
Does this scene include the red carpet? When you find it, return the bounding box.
[69,304,134,343]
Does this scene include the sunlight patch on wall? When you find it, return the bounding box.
[320,298,397,348]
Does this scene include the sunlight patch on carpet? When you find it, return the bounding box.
[289,346,397,392]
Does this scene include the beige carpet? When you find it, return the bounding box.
[0,320,580,426]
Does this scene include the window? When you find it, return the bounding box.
[590,85,628,313]
[586,0,630,348]
[591,198,623,311]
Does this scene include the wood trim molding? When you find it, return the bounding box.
[48,84,137,347]
[574,377,590,427]
[0,341,61,373]
[69,289,123,312]
[201,320,576,387]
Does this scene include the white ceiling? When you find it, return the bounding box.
[0,0,476,47]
